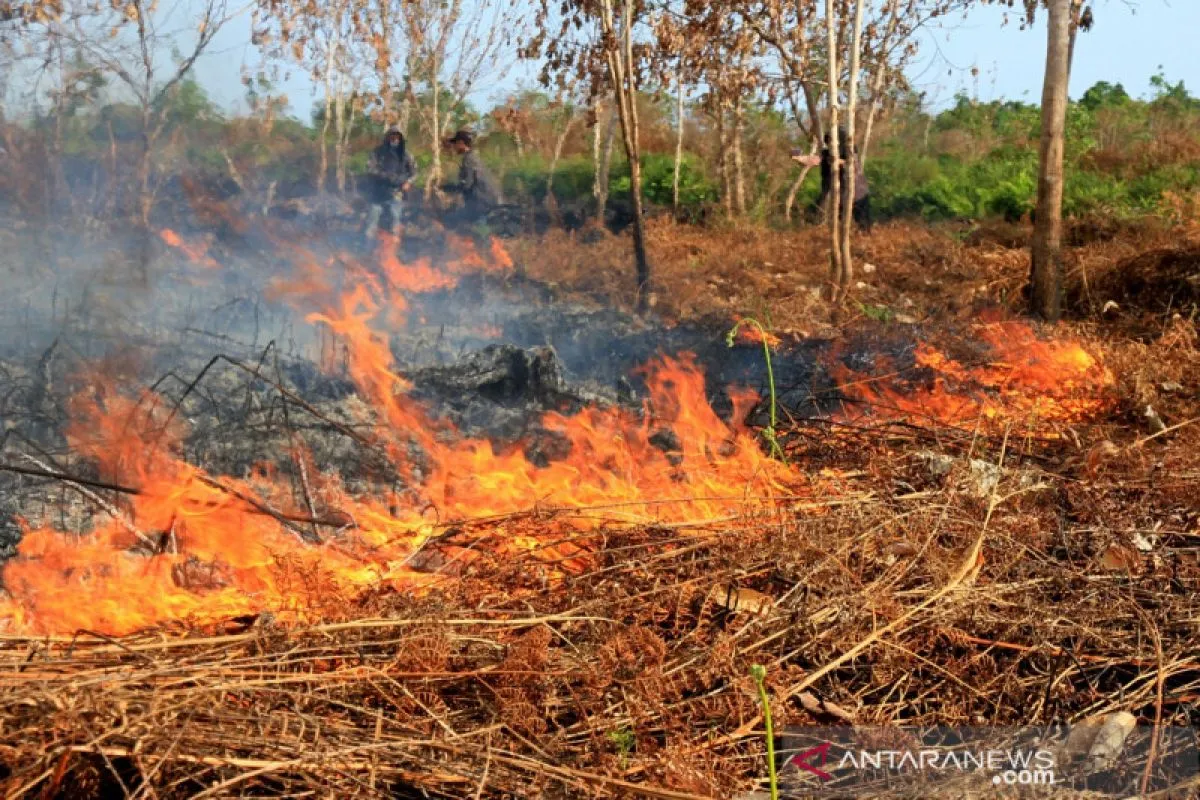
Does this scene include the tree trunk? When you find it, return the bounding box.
[715,103,732,214]
[600,0,651,311]
[838,0,866,298]
[333,87,347,193]
[1030,0,1071,321]
[318,52,334,194]
[425,75,442,199]
[592,95,603,211]
[732,94,746,216]
[338,92,359,193]
[672,75,684,213]
[596,102,617,226]
[825,0,842,302]
[546,115,577,216]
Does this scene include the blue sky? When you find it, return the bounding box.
[188,0,1199,121]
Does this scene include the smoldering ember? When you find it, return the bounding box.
[1,0,1198,796]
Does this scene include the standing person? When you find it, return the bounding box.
[442,129,503,229]
[793,128,872,231]
[361,124,418,247]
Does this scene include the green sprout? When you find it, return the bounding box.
[727,318,786,461]
[607,727,636,769]
[750,664,780,800]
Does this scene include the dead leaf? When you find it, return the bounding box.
[1098,544,1139,574]
[1085,440,1119,476]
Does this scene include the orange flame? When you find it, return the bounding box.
[828,320,1114,428]
[159,228,220,270]
[0,237,800,636]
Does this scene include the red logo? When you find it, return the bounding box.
[786,741,833,781]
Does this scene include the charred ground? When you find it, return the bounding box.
[0,211,1196,798]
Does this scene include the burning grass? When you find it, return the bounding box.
[0,219,1197,797]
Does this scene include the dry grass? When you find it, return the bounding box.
[511,216,1199,336]
[2,219,1199,797]
[3,410,1198,798]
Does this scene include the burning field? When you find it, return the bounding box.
[0,220,1197,798]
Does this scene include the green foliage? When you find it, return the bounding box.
[638,153,719,207]
[1080,81,1131,111]
[859,304,894,322]
[21,69,1198,227]
[606,728,636,769]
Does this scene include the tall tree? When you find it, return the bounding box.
[526,0,653,310]
[1030,0,1071,320]
[600,0,651,308]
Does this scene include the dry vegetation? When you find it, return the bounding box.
[0,216,1197,797]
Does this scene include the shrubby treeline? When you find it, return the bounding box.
[2,72,1196,228]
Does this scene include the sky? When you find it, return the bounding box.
[178,0,1200,122]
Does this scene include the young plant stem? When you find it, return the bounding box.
[750,664,779,800]
[726,318,785,461]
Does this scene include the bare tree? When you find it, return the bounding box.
[1030,0,1071,320]
[657,7,760,218]
[835,0,867,301]
[599,0,651,308]
[825,0,843,299]
[527,0,652,309]
[65,0,235,226]
[8,0,235,228]
[402,0,521,198]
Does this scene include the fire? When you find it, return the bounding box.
[159,228,220,270]
[0,227,1116,636]
[0,236,799,636]
[828,320,1114,428]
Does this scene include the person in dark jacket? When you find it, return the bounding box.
[362,124,418,246]
[442,129,503,227]
[795,128,872,231]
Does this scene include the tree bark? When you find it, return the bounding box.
[1030,0,1071,321]
[596,104,617,226]
[825,0,842,302]
[600,0,651,311]
[672,74,684,213]
[837,0,866,297]
[732,93,746,216]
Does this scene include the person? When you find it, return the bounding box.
[442,129,503,228]
[361,124,417,246]
[793,128,872,231]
